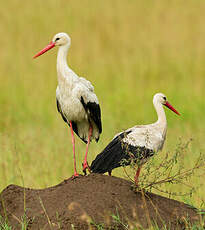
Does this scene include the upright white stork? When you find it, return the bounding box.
[34,32,102,177]
[90,93,180,185]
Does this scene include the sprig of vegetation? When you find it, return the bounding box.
[122,138,205,199]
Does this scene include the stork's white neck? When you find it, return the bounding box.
[56,44,77,86]
[153,101,167,127]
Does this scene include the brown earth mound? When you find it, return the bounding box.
[0,174,202,230]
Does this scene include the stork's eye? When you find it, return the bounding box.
[163,96,166,100]
[55,38,60,42]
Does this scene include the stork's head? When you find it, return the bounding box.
[52,32,71,47]
[33,32,71,58]
[153,93,180,115]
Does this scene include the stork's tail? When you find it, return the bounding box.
[90,142,129,174]
[90,150,112,174]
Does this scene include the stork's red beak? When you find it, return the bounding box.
[164,101,180,115]
[33,41,55,59]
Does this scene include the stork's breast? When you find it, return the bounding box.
[59,96,87,121]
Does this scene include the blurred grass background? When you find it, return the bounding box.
[0,0,204,207]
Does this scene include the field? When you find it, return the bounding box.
[0,0,205,213]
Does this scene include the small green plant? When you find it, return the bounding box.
[20,213,29,230]
[0,214,34,230]
[0,215,12,230]
[111,210,129,230]
[90,220,104,230]
[55,212,62,229]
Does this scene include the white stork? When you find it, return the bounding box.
[90,93,180,185]
[34,32,102,177]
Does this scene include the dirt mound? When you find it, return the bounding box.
[0,174,202,229]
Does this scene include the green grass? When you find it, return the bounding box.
[0,216,12,230]
[0,0,205,212]
[1,213,204,230]
[0,214,30,230]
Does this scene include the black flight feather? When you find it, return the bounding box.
[80,96,102,135]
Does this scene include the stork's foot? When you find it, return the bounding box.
[71,172,80,180]
[82,161,91,175]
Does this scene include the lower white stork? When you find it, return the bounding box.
[90,93,180,185]
[34,32,102,177]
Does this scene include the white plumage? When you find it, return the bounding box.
[34,32,102,177]
[91,93,180,185]
[122,125,166,153]
[55,74,101,142]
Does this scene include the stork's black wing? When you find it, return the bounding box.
[90,131,154,174]
[80,96,102,134]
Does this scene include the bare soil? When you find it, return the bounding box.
[0,174,202,229]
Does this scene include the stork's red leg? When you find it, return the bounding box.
[69,121,79,178]
[82,125,93,175]
[134,166,141,186]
